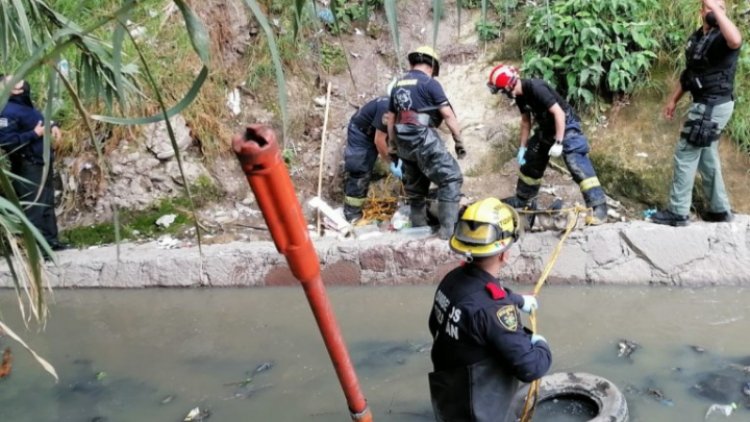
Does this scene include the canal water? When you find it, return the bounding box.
[0,286,748,421]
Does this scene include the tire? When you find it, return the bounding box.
[507,372,628,422]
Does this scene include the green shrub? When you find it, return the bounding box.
[521,0,659,107]
[330,0,383,33]
[320,42,347,74]
[476,19,502,41]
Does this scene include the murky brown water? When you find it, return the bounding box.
[0,286,748,421]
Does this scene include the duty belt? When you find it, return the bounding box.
[696,94,734,106]
[396,110,433,127]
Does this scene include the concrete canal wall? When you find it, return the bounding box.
[2,216,749,288]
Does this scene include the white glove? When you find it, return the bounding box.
[549,141,563,158]
[531,334,547,345]
[520,295,538,314]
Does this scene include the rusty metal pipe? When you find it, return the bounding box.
[233,125,372,422]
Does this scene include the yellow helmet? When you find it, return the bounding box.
[449,198,521,258]
[408,46,441,76]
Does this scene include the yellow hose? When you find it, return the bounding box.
[519,204,586,422]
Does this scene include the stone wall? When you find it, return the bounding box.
[2,216,749,288]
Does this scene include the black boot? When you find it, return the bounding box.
[344,204,363,222]
[437,201,460,240]
[702,210,734,223]
[501,196,537,230]
[410,199,429,227]
[586,203,608,226]
[651,209,688,227]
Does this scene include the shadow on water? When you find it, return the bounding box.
[0,286,748,421]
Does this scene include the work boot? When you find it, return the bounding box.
[410,200,429,227]
[585,203,608,226]
[702,210,734,223]
[651,209,689,227]
[501,196,537,230]
[437,201,460,240]
[344,204,363,223]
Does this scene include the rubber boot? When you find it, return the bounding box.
[437,201,460,240]
[344,204,363,222]
[585,203,608,226]
[410,199,429,227]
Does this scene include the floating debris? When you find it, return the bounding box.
[691,345,707,354]
[0,348,11,378]
[254,361,274,374]
[742,382,750,398]
[183,406,210,422]
[704,402,737,419]
[160,395,175,405]
[646,388,674,407]
[617,339,640,359]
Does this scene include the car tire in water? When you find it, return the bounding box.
[507,372,628,422]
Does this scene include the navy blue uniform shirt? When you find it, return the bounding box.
[0,90,52,163]
[349,96,389,138]
[429,263,552,383]
[389,70,449,126]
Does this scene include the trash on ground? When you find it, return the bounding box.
[643,208,657,219]
[635,152,649,158]
[308,196,353,235]
[226,88,241,116]
[156,235,181,249]
[155,213,177,228]
[390,205,411,230]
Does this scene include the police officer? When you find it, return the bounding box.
[487,64,609,225]
[386,46,465,239]
[0,75,66,251]
[652,0,741,226]
[428,198,551,421]
[343,95,398,222]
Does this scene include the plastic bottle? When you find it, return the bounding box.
[704,402,737,419]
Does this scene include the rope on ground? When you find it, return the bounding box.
[519,204,587,422]
[360,174,404,223]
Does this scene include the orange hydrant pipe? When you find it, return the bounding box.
[232,125,372,422]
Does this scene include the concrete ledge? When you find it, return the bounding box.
[2,216,749,287]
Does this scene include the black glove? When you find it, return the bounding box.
[454,137,466,159]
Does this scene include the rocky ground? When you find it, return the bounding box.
[51,0,746,250]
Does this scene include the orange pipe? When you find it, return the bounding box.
[233,125,372,422]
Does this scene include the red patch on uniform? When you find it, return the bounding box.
[485,282,506,300]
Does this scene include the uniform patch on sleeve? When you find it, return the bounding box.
[496,305,518,331]
[485,282,506,300]
[0,118,8,128]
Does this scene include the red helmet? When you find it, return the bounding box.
[488,64,519,92]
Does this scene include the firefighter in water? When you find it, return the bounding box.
[428,197,552,421]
